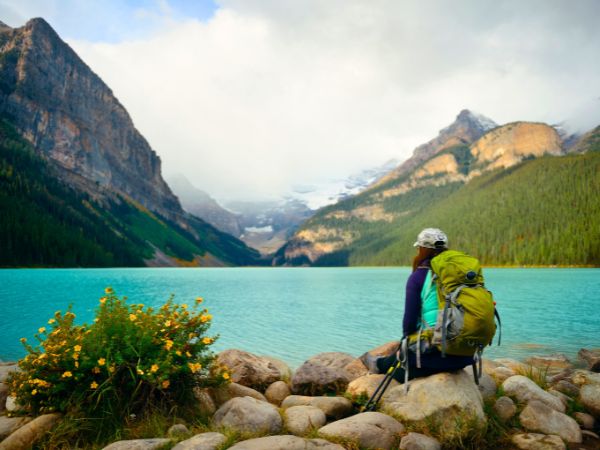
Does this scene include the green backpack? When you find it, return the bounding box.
[409,250,500,360]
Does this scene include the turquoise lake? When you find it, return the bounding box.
[1,268,599,368]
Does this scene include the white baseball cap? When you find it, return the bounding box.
[413,228,448,249]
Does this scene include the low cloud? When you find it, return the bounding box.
[5,0,600,201]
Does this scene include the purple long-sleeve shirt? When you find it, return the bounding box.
[402,257,474,370]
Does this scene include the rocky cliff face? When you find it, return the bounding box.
[374,109,497,187]
[277,114,566,265]
[0,18,180,219]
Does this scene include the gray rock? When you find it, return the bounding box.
[381,370,485,438]
[284,405,326,436]
[213,396,282,434]
[511,433,566,450]
[228,435,344,449]
[502,375,565,412]
[102,439,172,450]
[491,366,517,383]
[167,424,189,437]
[281,395,353,420]
[216,349,281,390]
[291,352,359,395]
[524,354,572,375]
[552,380,579,397]
[520,400,581,443]
[0,413,61,450]
[318,412,404,450]
[261,356,292,381]
[5,396,18,413]
[493,396,517,422]
[580,383,600,417]
[571,369,600,386]
[0,416,32,440]
[265,381,290,406]
[171,432,227,450]
[399,432,441,450]
[574,411,595,430]
[209,382,266,407]
[194,388,216,415]
[346,374,399,399]
[578,348,600,372]
[0,364,18,383]
[462,368,496,401]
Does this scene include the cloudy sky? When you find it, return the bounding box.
[2,0,600,202]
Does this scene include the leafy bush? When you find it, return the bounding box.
[8,289,229,434]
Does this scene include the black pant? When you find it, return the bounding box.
[376,351,463,383]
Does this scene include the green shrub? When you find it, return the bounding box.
[8,289,229,437]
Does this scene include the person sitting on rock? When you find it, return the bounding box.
[360,228,474,381]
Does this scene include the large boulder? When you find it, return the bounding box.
[346,374,399,399]
[261,356,292,380]
[511,433,566,450]
[318,412,404,450]
[216,350,281,390]
[502,375,565,412]
[493,396,517,422]
[0,416,32,440]
[519,400,582,444]
[102,440,172,450]
[580,384,600,418]
[381,370,484,438]
[578,349,600,372]
[399,432,441,450]
[291,352,362,395]
[227,435,344,449]
[524,354,573,375]
[281,395,353,420]
[207,382,267,408]
[284,405,327,436]
[0,364,18,383]
[171,432,227,450]
[213,396,282,434]
[265,381,291,406]
[0,414,62,450]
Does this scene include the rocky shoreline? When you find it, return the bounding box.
[1,345,599,449]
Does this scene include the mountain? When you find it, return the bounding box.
[274,112,599,267]
[167,174,242,237]
[0,18,261,267]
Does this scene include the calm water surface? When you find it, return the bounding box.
[1,268,598,368]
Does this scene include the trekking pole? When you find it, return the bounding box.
[363,359,402,412]
[362,338,407,412]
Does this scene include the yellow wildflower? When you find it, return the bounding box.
[62,371,73,378]
[73,353,79,360]
[38,353,47,360]
[188,333,197,339]
[99,297,107,304]
[38,327,46,334]
[150,364,159,373]
[137,368,144,375]
[164,340,174,351]
[200,314,212,323]
[92,367,101,374]
[202,337,213,345]
[74,361,79,368]
[108,365,115,373]
[175,350,182,356]
[195,297,203,304]
[31,389,38,395]
[188,362,202,372]
[19,337,26,343]
[162,380,170,389]
[94,318,100,323]
[90,381,98,389]
[222,372,230,380]
[129,314,137,322]
[181,303,188,310]
[164,320,172,327]
[105,287,113,294]
[48,319,55,324]
[74,345,82,352]
[98,358,106,366]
